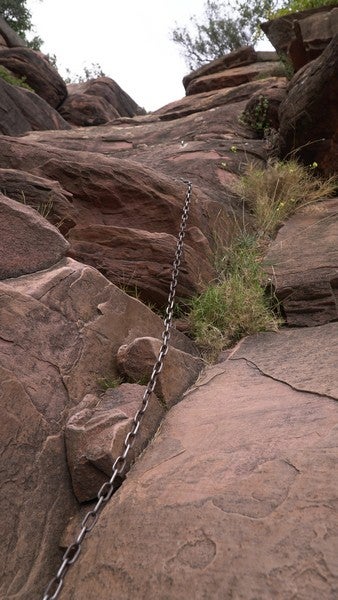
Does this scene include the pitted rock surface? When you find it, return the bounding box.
[60,327,338,600]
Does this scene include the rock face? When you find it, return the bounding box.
[278,35,338,175]
[0,76,71,135]
[116,337,204,408]
[1,29,338,600]
[58,77,146,126]
[60,324,338,600]
[264,198,338,327]
[0,47,67,108]
[261,4,338,71]
[0,192,69,279]
[186,61,282,96]
[65,384,165,502]
[0,253,197,599]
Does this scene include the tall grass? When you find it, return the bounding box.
[235,160,336,238]
[189,234,281,360]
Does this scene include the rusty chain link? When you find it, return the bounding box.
[42,178,193,600]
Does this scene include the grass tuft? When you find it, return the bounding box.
[235,159,337,238]
[189,234,281,360]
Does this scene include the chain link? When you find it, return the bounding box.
[42,179,193,600]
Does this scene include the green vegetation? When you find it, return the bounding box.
[64,62,106,84]
[0,0,43,48]
[272,0,334,18]
[189,234,280,359]
[187,159,336,359]
[235,159,337,238]
[171,0,275,69]
[0,64,33,90]
[97,376,124,391]
[239,95,270,137]
[171,0,333,69]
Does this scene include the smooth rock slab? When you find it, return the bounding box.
[0,192,69,279]
[60,340,338,600]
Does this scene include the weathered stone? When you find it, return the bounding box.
[264,198,338,326]
[0,256,197,599]
[68,224,215,304]
[278,35,338,175]
[0,15,26,47]
[261,5,338,71]
[117,337,204,408]
[0,136,229,305]
[231,322,338,399]
[65,384,165,502]
[0,47,67,108]
[183,45,257,90]
[60,328,338,600]
[0,168,76,234]
[0,192,69,279]
[186,62,282,95]
[0,76,70,135]
[58,77,146,126]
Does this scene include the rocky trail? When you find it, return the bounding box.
[0,5,337,600]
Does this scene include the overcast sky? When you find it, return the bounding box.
[26,0,272,112]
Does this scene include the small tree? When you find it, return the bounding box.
[171,0,278,69]
[0,0,43,48]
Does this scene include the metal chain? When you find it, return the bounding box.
[42,179,193,600]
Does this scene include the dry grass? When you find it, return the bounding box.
[235,160,337,238]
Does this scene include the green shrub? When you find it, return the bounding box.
[0,65,33,91]
[189,235,280,359]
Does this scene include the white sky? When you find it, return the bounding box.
[26,0,272,112]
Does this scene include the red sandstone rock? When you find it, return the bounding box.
[261,5,338,71]
[264,198,338,327]
[0,257,197,598]
[0,77,70,135]
[58,77,145,127]
[65,385,165,502]
[116,337,204,408]
[182,45,258,90]
[0,47,67,108]
[278,35,338,176]
[185,61,281,95]
[0,192,69,279]
[60,330,338,600]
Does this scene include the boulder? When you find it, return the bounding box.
[58,77,146,126]
[0,192,69,279]
[0,168,77,234]
[0,47,67,108]
[0,76,71,135]
[60,325,338,600]
[182,45,258,91]
[264,198,338,327]
[0,136,229,306]
[278,35,338,176]
[0,256,197,599]
[261,4,338,71]
[116,337,204,408]
[185,61,282,95]
[65,384,165,502]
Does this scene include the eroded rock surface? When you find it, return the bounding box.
[60,325,338,600]
[58,77,146,126]
[0,77,70,135]
[0,47,67,108]
[264,198,338,326]
[278,35,338,176]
